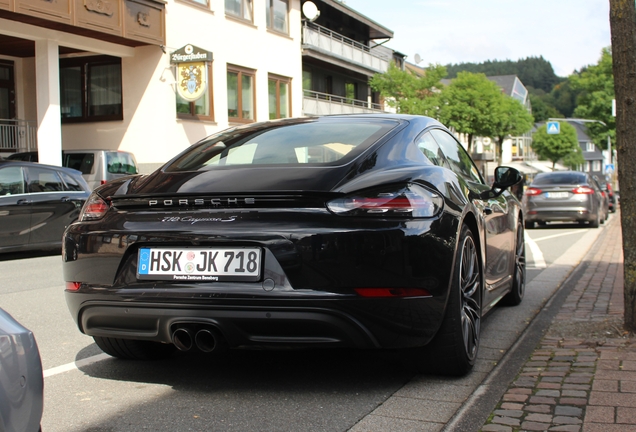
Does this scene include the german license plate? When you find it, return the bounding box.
[137,247,261,282]
[545,192,569,199]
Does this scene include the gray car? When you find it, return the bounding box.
[522,171,604,229]
[0,308,43,432]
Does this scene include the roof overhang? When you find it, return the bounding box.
[320,0,393,39]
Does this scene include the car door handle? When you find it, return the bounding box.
[17,199,32,205]
[61,196,71,202]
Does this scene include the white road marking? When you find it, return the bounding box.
[43,353,111,378]
[532,230,586,243]
[525,233,546,269]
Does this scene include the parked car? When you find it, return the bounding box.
[0,160,91,253]
[62,114,525,376]
[594,175,617,213]
[590,176,610,223]
[0,307,43,432]
[7,150,139,190]
[523,171,605,229]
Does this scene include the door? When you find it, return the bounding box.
[25,166,78,248]
[0,165,31,249]
[0,61,16,151]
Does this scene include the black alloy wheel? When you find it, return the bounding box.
[503,220,525,306]
[417,224,482,376]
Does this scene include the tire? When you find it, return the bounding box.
[524,220,534,230]
[502,220,525,306]
[94,336,176,360]
[589,212,600,228]
[417,224,482,376]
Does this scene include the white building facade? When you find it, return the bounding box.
[0,0,303,173]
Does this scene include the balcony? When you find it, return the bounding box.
[302,21,390,76]
[0,119,37,153]
[303,90,385,115]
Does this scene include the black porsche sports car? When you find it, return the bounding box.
[63,114,525,376]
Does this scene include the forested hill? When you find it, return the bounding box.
[444,56,563,93]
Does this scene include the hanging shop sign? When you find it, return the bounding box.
[170,45,213,102]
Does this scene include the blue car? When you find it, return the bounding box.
[0,308,43,432]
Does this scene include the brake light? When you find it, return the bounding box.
[572,186,594,194]
[79,194,110,221]
[601,191,607,198]
[66,282,81,291]
[524,187,542,196]
[354,288,432,298]
[327,184,443,218]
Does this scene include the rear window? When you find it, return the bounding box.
[64,153,95,175]
[164,119,399,172]
[532,172,587,186]
[106,152,137,174]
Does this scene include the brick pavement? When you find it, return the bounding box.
[481,213,636,432]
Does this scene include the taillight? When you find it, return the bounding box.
[66,282,81,291]
[327,184,443,218]
[354,288,432,298]
[524,187,542,196]
[79,193,110,221]
[572,186,594,194]
[601,191,607,198]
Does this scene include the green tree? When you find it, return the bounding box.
[609,0,636,331]
[437,72,503,153]
[570,47,616,149]
[370,62,446,116]
[491,97,535,165]
[528,92,562,122]
[531,122,583,169]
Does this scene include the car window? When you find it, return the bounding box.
[164,119,399,172]
[415,132,449,168]
[107,152,138,174]
[532,172,587,185]
[59,171,84,191]
[430,129,483,183]
[64,153,95,175]
[26,166,65,193]
[0,166,25,195]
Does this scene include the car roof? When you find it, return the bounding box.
[0,160,84,176]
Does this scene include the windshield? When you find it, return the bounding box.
[532,172,587,185]
[163,119,399,172]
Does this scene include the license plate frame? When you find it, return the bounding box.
[545,192,569,199]
[137,247,262,282]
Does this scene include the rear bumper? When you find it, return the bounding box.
[65,292,445,350]
[525,209,594,223]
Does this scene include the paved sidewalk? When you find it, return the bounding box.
[481,213,636,432]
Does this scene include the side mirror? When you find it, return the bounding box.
[493,166,522,189]
[480,166,522,199]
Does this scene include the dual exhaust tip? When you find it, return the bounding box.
[171,325,226,353]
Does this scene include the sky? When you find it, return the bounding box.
[340,0,611,77]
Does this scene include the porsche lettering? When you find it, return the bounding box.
[148,198,255,207]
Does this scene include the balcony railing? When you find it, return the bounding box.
[303,90,385,115]
[302,21,390,74]
[0,119,37,153]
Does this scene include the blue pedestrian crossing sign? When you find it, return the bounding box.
[605,164,615,173]
[546,121,560,134]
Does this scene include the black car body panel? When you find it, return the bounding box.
[63,115,523,366]
[0,161,91,253]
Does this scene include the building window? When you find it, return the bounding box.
[60,56,122,123]
[266,0,288,34]
[593,160,601,171]
[586,142,595,152]
[227,66,255,123]
[585,161,591,172]
[176,64,214,121]
[268,75,291,119]
[226,0,253,21]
